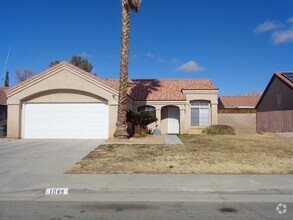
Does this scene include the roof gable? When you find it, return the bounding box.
[275,72,293,88]
[6,62,118,98]
[256,72,293,109]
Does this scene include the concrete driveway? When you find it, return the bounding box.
[0,139,104,194]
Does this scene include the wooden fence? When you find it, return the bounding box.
[257,110,293,132]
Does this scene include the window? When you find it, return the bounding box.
[138,106,156,116]
[190,101,210,126]
[0,110,6,121]
[190,101,209,106]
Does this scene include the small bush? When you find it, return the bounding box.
[202,125,236,135]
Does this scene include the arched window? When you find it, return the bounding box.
[138,105,156,116]
[190,100,210,126]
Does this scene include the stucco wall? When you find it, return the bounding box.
[160,107,170,134]
[218,113,256,133]
[7,66,119,139]
[183,90,218,134]
[24,90,106,103]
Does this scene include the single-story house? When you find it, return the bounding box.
[6,62,219,139]
[218,96,260,133]
[256,72,293,133]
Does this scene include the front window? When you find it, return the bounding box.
[138,105,156,116]
[190,101,210,126]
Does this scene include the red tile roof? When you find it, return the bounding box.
[7,61,217,101]
[219,96,260,109]
[101,79,217,101]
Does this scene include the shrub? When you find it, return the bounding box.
[126,110,157,137]
[202,125,236,135]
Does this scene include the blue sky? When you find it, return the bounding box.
[1,0,293,95]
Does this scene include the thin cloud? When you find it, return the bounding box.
[177,60,204,73]
[171,58,180,64]
[146,52,155,59]
[254,17,293,45]
[146,52,179,65]
[254,21,283,33]
[131,53,139,59]
[287,17,293,23]
[108,54,118,59]
[77,51,93,58]
[157,58,168,63]
[271,29,293,45]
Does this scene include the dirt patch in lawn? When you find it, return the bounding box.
[66,133,293,174]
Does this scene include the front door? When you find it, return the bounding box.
[167,107,179,134]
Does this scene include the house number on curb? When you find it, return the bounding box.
[45,188,68,195]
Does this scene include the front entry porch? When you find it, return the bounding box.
[161,106,180,134]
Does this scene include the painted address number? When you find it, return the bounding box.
[46,188,68,195]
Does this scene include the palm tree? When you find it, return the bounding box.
[114,0,142,138]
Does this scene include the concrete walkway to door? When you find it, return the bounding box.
[0,139,104,193]
[164,135,184,145]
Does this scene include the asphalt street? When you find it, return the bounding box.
[0,201,292,220]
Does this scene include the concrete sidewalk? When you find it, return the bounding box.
[1,174,293,202]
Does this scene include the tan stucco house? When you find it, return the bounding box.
[6,62,218,139]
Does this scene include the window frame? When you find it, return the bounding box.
[137,105,156,116]
[190,100,211,127]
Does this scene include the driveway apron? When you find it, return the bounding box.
[0,139,104,193]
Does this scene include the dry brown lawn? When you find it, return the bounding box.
[67,133,293,174]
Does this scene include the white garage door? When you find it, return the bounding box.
[23,103,108,139]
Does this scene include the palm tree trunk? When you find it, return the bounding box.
[114,0,130,138]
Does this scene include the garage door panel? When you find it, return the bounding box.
[23,103,108,139]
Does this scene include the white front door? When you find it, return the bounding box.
[23,103,108,139]
[167,107,179,134]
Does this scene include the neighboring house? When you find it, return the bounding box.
[218,96,260,133]
[256,72,293,133]
[6,62,218,139]
[0,87,7,126]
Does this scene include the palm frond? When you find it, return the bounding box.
[128,0,141,13]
